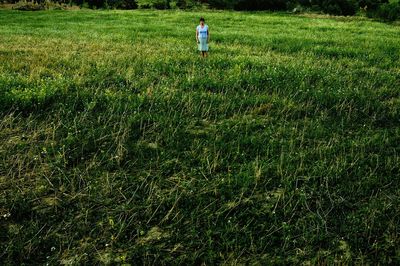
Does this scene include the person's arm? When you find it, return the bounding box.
[207,28,210,43]
[196,28,199,43]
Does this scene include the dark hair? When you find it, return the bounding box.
[200,17,205,22]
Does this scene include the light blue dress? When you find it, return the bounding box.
[197,24,209,52]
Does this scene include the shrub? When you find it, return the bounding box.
[234,0,287,11]
[171,0,186,8]
[12,0,46,10]
[137,0,170,8]
[375,1,400,21]
[358,0,388,11]
[105,0,137,9]
[207,0,235,9]
[317,0,358,16]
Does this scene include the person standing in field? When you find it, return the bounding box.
[196,17,209,58]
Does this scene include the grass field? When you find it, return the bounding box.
[0,9,399,264]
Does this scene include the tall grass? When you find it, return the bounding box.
[0,9,399,264]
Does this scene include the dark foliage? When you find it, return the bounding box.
[315,0,358,16]
[234,0,287,11]
[375,1,400,21]
[358,0,388,11]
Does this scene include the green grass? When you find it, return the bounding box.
[0,9,399,264]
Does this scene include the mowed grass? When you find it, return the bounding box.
[0,9,399,264]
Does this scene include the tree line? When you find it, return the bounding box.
[4,0,400,21]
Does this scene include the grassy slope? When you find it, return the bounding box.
[0,9,399,264]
